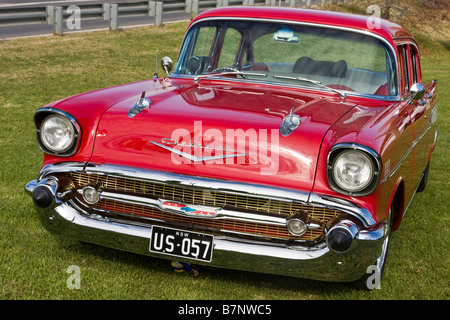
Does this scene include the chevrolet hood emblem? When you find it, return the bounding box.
[150,140,248,162]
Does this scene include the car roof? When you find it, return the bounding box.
[191,6,414,45]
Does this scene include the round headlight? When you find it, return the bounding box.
[40,115,75,153]
[331,150,374,193]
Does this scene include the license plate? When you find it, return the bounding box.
[149,226,214,262]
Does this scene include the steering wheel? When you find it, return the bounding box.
[211,67,248,79]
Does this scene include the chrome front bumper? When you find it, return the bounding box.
[25,163,388,282]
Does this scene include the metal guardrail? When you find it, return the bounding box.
[0,0,349,36]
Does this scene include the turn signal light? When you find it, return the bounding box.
[287,218,307,236]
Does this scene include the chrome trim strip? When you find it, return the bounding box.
[308,193,376,227]
[430,103,438,124]
[174,16,400,101]
[83,163,311,203]
[38,162,89,180]
[380,120,436,184]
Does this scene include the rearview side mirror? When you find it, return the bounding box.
[410,82,425,102]
[273,27,299,43]
[161,56,173,76]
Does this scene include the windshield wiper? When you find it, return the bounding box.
[273,75,347,100]
[194,71,267,82]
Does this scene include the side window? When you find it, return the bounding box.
[409,44,421,84]
[193,27,216,57]
[398,44,410,93]
[217,28,242,68]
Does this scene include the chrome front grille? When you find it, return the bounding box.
[95,198,315,240]
[67,172,347,243]
[70,172,303,216]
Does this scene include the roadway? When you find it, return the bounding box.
[0,0,316,40]
[0,0,192,40]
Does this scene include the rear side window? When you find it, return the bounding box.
[409,44,421,84]
[398,44,410,93]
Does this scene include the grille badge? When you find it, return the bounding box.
[159,200,220,218]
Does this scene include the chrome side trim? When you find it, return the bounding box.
[430,103,438,124]
[308,193,376,227]
[380,117,436,184]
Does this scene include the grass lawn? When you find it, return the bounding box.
[0,17,448,300]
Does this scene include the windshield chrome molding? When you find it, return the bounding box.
[175,16,400,101]
[273,75,347,100]
[172,73,399,102]
[194,71,267,82]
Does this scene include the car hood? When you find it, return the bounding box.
[89,78,357,192]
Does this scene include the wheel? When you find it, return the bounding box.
[353,205,392,290]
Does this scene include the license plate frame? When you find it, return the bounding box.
[149,226,214,262]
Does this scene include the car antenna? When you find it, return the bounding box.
[153,50,158,78]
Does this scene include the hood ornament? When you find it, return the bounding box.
[128,91,151,118]
[280,108,300,136]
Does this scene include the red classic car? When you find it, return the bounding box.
[26,6,438,288]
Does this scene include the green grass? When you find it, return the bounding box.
[0,20,449,300]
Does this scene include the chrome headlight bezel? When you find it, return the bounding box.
[327,143,381,196]
[35,108,81,157]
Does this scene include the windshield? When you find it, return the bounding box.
[174,20,398,97]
